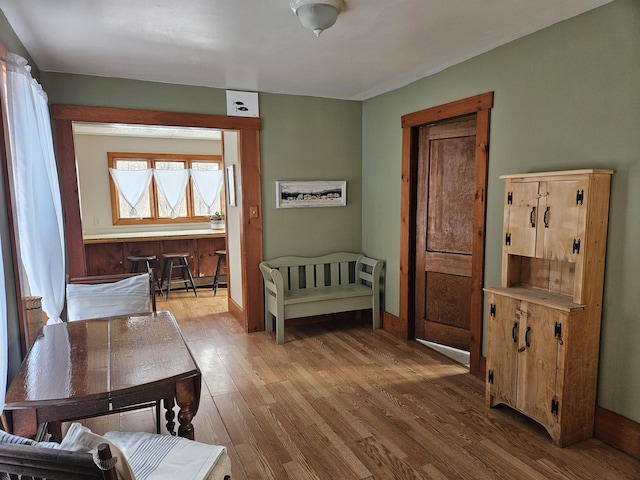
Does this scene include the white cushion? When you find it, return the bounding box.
[0,430,58,449]
[104,430,230,480]
[60,423,135,480]
[66,274,150,321]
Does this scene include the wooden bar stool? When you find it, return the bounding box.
[128,255,162,294]
[160,253,197,298]
[213,250,227,296]
[127,255,156,273]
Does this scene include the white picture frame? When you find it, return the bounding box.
[276,180,346,209]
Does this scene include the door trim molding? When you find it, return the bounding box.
[399,92,494,378]
[51,105,264,333]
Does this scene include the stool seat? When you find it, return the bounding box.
[160,253,197,298]
[213,250,227,296]
[127,255,157,273]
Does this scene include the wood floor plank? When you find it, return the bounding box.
[77,291,640,479]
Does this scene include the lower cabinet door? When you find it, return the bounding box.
[486,293,519,408]
[515,302,562,430]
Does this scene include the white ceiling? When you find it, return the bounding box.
[1,0,612,101]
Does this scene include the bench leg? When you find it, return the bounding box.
[372,297,381,329]
[276,315,285,344]
[275,302,285,344]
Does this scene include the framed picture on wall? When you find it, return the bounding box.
[276,180,346,208]
[226,165,236,206]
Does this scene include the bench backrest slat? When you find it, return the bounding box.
[289,266,298,290]
[330,262,340,286]
[316,264,326,287]
[305,264,315,288]
[338,261,349,285]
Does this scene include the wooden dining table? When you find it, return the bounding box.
[4,311,201,441]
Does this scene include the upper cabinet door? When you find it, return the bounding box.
[505,178,587,261]
[505,181,540,258]
[538,179,588,262]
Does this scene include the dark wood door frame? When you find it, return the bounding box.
[399,92,493,378]
[50,105,264,334]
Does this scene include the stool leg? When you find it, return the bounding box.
[180,259,189,291]
[213,254,224,296]
[181,257,198,297]
[160,260,168,296]
[129,261,137,273]
[165,259,175,299]
[147,260,162,296]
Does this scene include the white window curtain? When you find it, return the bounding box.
[0,232,7,412]
[189,169,224,216]
[109,168,153,218]
[153,169,189,219]
[4,53,65,324]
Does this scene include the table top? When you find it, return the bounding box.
[5,311,199,409]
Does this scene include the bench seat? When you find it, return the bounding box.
[260,252,384,344]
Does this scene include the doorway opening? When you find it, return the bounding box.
[72,122,228,305]
[52,105,264,334]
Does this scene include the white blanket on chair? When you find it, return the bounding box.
[104,430,230,480]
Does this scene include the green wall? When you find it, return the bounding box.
[362,0,640,422]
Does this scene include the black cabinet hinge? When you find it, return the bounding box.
[576,189,584,205]
[490,304,496,317]
[554,322,562,338]
[505,233,511,246]
[572,238,581,254]
[507,192,513,205]
[551,399,560,416]
[488,370,494,384]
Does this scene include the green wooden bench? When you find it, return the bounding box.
[259,252,384,344]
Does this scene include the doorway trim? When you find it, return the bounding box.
[399,92,493,378]
[51,105,264,334]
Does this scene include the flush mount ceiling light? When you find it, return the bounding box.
[290,0,344,36]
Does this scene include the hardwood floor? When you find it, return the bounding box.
[78,290,640,479]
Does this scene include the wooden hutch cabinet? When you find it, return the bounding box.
[485,169,613,447]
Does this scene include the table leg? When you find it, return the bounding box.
[163,397,176,436]
[175,377,200,440]
[47,420,63,443]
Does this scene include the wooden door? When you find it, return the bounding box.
[486,293,519,408]
[415,119,476,350]
[516,302,561,429]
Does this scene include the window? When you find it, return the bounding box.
[108,152,224,225]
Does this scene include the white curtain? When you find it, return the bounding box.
[5,53,65,323]
[109,168,153,218]
[153,169,189,219]
[0,230,7,412]
[190,169,224,215]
